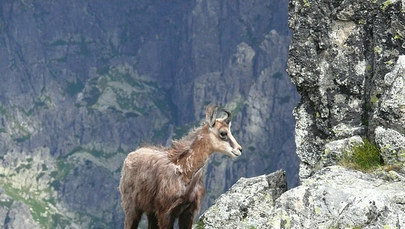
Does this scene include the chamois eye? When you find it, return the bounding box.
[219,131,227,139]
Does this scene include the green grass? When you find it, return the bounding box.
[0,105,7,116]
[11,133,31,143]
[195,219,205,229]
[339,139,384,172]
[231,100,245,115]
[2,183,54,228]
[49,159,74,191]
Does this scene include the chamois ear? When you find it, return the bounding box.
[205,104,218,127]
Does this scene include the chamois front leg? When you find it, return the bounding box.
[124,208,143,229]
[147,212,159,229]
[178,203,197,229]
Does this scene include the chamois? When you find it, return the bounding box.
[119,104,242,229]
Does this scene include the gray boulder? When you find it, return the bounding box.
[267,166,405,229]
[198,170,287,228]
[199,166,405,228]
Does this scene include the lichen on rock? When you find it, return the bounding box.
[198,170,287,228]
[289,0,405,178]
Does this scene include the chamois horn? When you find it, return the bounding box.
[222,109,232,124]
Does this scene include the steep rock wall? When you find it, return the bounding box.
[288,0,405,179]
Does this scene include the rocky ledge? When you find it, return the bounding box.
[198,166,405,228]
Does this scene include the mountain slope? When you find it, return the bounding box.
[0,0,298,227]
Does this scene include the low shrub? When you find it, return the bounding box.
[340,139,384,172]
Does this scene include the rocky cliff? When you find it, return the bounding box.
[199,166,405,228]
[289,0,405,180]
[0,0,298,228]
[199,0,405,228]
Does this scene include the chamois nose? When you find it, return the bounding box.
[238,147,242,153]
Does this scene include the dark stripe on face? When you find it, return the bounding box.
[227,137,235,149]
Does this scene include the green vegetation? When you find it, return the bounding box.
[196,219,205,229]
[370,93,379,106]
[339,139,384,172]
[12,133,31,143]
[0,105,7,116]
[1,182,70,228]
[374,46,382,54]
[381,0,391,11]
[26,92,53,115]
[231,100,245,115]
[65,80,85,97]
[83,87,101,106]
[50,159,74,191]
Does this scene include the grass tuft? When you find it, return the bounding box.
[340,139,384,172]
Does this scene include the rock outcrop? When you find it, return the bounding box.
[288,0,405,179]
[199,170,287,228]
[0,187,40,229]
[199,0,405,228]
[200,166,405,228]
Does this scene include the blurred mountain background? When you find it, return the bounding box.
[0,0,298,228]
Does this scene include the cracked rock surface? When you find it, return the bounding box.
[289,0,405,179]
[198,170,287,228]
[267,166,405,229]
[198,166,405,228]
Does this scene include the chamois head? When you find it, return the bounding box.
[205,104,242,158]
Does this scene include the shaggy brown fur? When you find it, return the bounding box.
[119,105,242,229]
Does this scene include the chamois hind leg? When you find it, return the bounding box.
[124,208,142,229]
[147,212,159,229]
[178,203,197,229]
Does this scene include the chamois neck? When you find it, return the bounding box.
[169,126,212,182]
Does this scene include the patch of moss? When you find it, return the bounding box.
[340,139,384,172]
[195,219,205,229]
[381,0,391,11]
[374,46,382,54]
[370,93,379,106]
